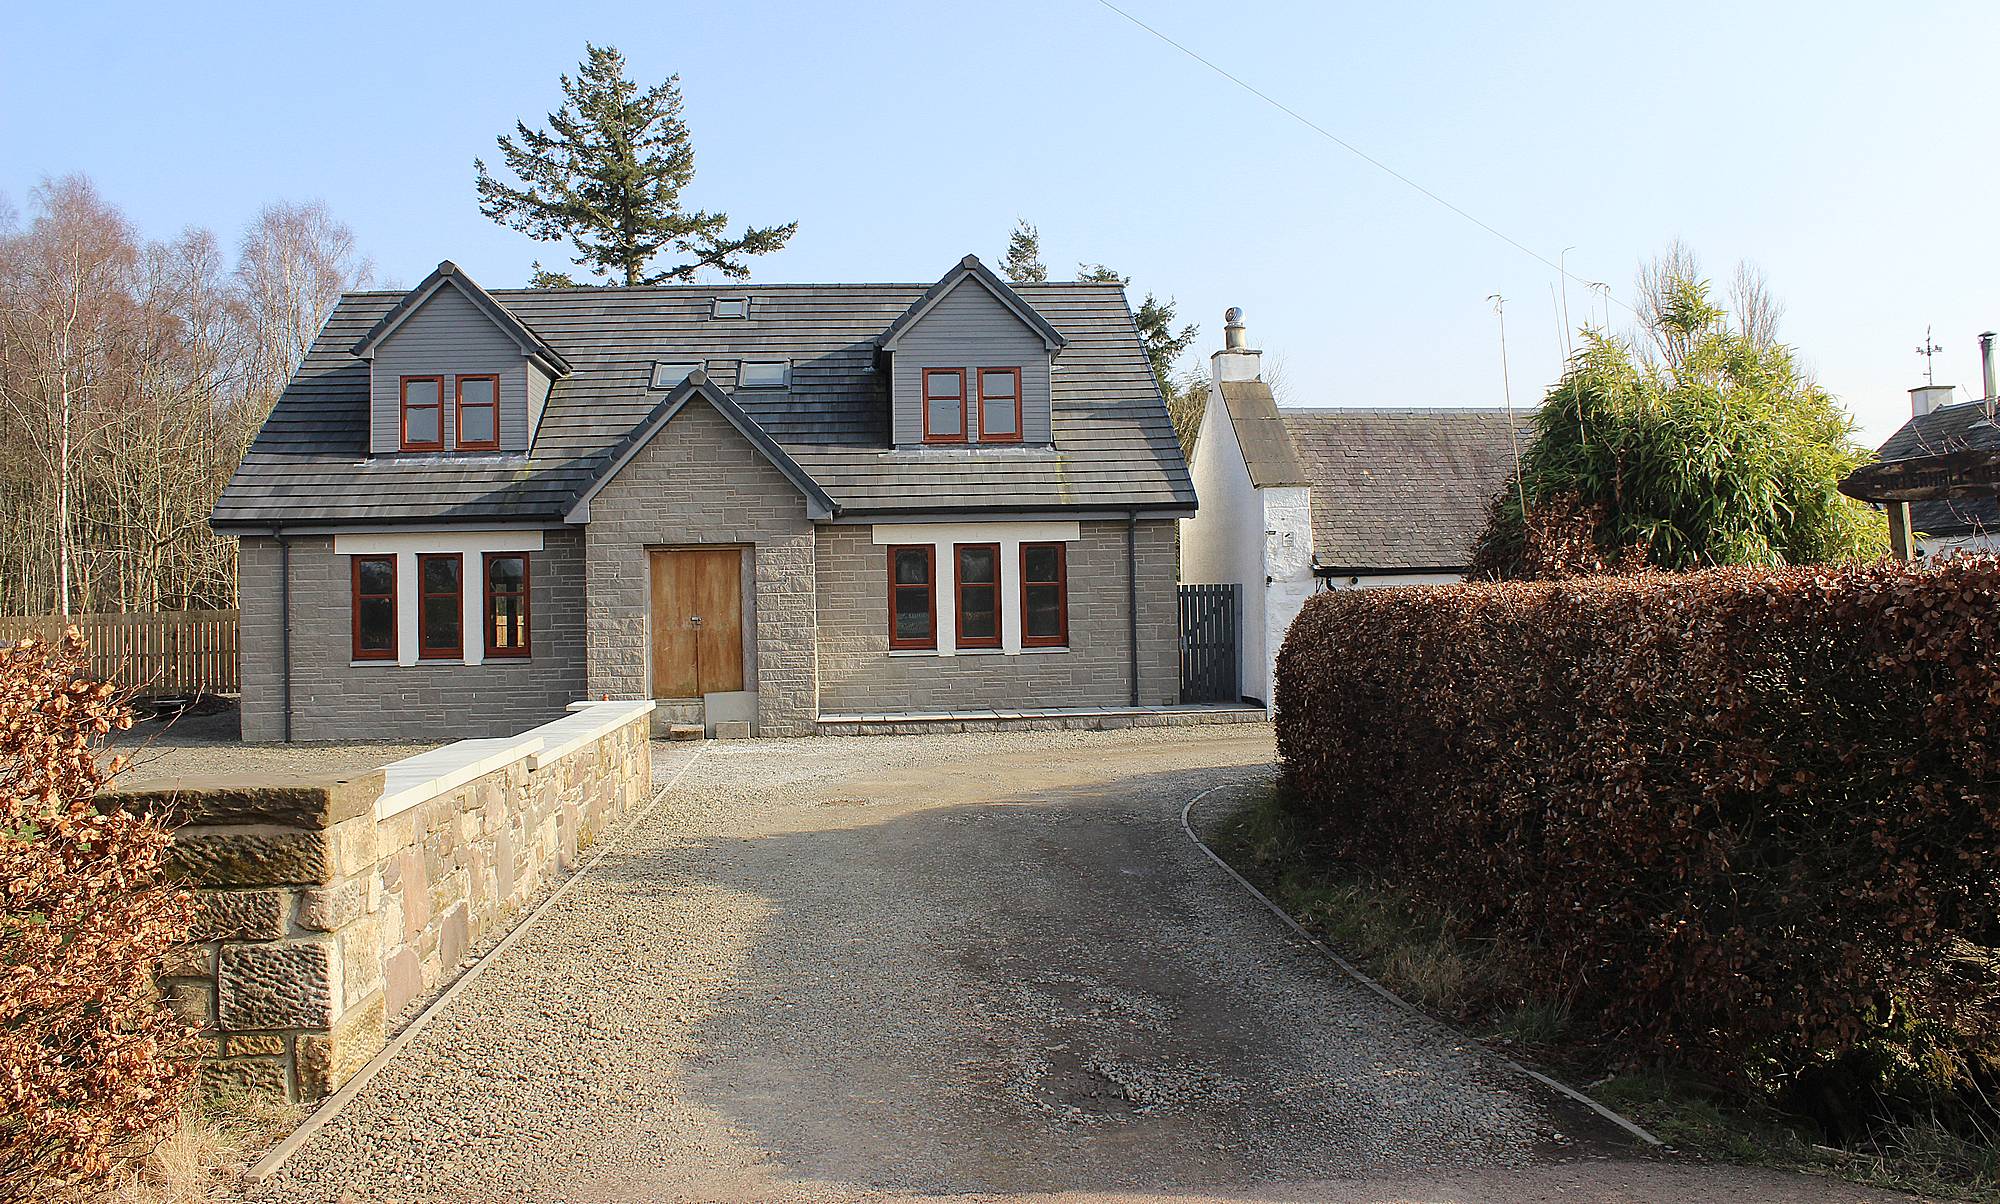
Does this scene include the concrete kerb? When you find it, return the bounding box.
[244,743,709,1184]
[1178,780,1664,1150]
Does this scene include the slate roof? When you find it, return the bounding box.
[1216,380,1309,487]
[1273,407,1530,573]
[212,270,1192,530]
[1873,400,2000,537]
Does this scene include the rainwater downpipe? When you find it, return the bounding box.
[274,527,293,743]
[1126,509,1140,707]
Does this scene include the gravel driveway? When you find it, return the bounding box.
[244,727,1913,1204]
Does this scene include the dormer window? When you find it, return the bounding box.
[650,361,701,389]
[456,375,500,450]
[922,368,966,443]
[739,360,790,389]
[978,369,1021,442]
[400,376,444,451]
[712,297,748,319]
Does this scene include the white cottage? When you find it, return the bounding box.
[1178,309,1529,708]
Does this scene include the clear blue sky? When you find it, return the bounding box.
[5,1,1995,444]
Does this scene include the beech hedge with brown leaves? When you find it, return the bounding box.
[1274,558,2000,1102]
[0,633,196,1198]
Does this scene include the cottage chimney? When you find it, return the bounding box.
[1911,384,1956,418]
[1212,306,1262,382]
[1981,331,1997,410]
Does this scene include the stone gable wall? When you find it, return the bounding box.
[583,397,819,735]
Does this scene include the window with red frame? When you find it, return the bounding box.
[484,553,530,657]
[416,553,462,659]
[401,376,444,450]
[954,543,1001,649]
[977,368,1021,442]
[351,556,397,661]
[1021,542,1067,647]
[456,375,500,450]
[922,368,966,443]
[888,545,936,649]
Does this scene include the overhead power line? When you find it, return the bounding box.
[1092,0,1634,317]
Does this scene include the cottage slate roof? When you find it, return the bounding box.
[1217,380,1309,487]
[1274,407,1530,573]
[1873,399,2000,537]
[211,272,1192,530]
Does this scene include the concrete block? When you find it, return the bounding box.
[713,720,752,740]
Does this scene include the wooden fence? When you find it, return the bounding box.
[0,609,240,697]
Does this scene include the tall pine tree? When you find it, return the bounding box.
[1001,220,1047,284]
[475,45,796,285]
[1073,262,1202,456]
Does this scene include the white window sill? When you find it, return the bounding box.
[348,658,534,668]
[884,645,1070,658]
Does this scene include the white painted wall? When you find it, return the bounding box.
[1323,571,1466,590]
[1257,484,1316,706]
[1919,533,2000,560]
[1179,351,1268,701]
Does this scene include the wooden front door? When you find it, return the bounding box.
[649,549,745,698]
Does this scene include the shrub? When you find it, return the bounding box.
[0,633,196,1198]
[1273,558,2000,1125]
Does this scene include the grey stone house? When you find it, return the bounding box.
[211,255,1195,740]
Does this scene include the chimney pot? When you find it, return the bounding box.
[1911,383,1957,418]
[1223,307,1246,351]
[1980,331,1997,407]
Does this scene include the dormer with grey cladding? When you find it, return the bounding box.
[350,261,571,456]
[876,255,1066,448]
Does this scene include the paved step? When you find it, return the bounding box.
[666,723,706,742]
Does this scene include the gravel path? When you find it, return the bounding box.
[241,727,1916,1204]
[103,707,435,792]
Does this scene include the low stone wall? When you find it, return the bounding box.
[105,701,654,1101]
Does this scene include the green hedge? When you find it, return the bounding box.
[1274,560,2000,1117]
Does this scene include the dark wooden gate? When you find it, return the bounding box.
[1178,584,1240,704]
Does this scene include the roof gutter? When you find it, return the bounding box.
[1312,561,1471,578]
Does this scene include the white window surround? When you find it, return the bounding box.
[333,531,544,667]
[871,521,1079,657]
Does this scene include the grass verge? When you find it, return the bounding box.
[71,1089,301,1204]
[1201,780,2000,1202]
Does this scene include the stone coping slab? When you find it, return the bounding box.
[530,700,657,769]
[375,738,543,820]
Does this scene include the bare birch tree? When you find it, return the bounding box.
[0,179,372,616]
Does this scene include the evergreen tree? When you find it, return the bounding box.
[475,44,797,285]
[1073,262,1202,457]
[1001,220,1046,284]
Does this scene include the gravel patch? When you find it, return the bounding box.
[102,706,437,792]
[237,727,1908,1204]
